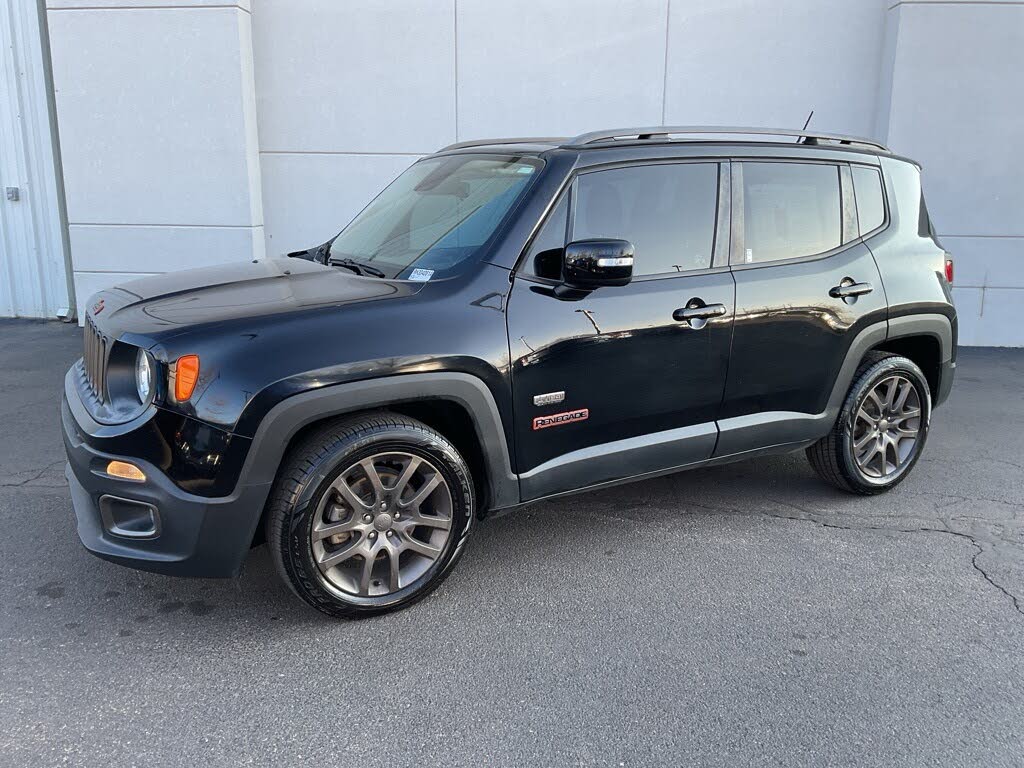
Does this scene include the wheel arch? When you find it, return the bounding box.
[869,335,941,401]
[242,373,520,546]
[871,314,954,403]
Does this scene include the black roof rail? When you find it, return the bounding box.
[564,125,888,152]
[438,137,567,152]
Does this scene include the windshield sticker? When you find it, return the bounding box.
[409,268,434,282]
[517,166,535,174]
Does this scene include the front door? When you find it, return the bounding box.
[507,161,735,500]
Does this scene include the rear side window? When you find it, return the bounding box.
[740,162,841,263]
[852,165,886,235]
[572,163,719,276]
[918,192,939,242]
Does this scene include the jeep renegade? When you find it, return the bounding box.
[62,126,956,617]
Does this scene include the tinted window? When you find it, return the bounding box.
[852,165,885,234]
[572,163,719,276]
[523,194,569,279]
[741,162,841,263]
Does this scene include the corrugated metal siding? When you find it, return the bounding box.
[0,0,71,318]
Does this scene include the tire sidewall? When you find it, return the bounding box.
[839,356,932,491]
[283,425,474,615]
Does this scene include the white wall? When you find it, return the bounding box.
[880,0,1024,347]
[252,0,891,256]
[45,0,264,319]
[33,0,1024,344]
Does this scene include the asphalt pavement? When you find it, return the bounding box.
[1,319,1021,767]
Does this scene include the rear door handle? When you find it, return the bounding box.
[673,302,728,322]
[829,280,873,299]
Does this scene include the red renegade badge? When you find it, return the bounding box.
[532,408,589,431]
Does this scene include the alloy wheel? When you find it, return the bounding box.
[852,374,922,480]
[310,451,453,597]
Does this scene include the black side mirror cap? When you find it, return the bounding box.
[563,239,634,288]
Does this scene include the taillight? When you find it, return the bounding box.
[173,355,200,401]
[944,257,954,284]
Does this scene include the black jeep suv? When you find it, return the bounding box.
[62,126,956,617]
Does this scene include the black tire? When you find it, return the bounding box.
[806,352,932,494]
[265,412,475,618]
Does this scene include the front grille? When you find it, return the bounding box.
[83,316,108,402]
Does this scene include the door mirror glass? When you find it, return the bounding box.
[563,239,634,287]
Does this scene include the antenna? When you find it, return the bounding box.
[797,110,816,143]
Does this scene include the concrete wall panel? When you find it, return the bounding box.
[456,0,667,138]
[884,3,1024,237]
[48,7,262,226]
[882,1,1024,346]
[252,0,455,154]
[259,153,417,255]
[665,0,888,137]
[68,224,264,274]
[46,1,264,323]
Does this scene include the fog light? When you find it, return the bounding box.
[106,460,146,482]
[99,495,160,539]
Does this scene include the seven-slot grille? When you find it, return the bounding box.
[83,316,108,402]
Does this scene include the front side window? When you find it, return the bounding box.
[741,162,841,263]
[571,163,719,276]
[328,155,541,279]
[852,165,886,235]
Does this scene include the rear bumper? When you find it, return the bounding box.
[62,388,272,578]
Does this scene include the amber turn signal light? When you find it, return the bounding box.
[174,354,200,401]
[106,460,146,482]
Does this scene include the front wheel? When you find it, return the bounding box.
[807,353,931,494]
[265,413,475,618]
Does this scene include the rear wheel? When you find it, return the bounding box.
[265,412,475,618]
[807,353,931,494]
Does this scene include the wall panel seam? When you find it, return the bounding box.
[888,1,1024,9]
[47,4,250,14]
[939,234,1024,240]
[260,150,425,157]
[70,222,265,229]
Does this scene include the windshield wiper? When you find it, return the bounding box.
[328,256,386,278]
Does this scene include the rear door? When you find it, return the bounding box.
[506,160,735,499]
[716,158,887,456]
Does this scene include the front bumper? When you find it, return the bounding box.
[62,380,272,578]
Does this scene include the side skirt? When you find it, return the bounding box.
[486,436,814,519]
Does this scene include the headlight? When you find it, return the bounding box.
[135,349,154,402]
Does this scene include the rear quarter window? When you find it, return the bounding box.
[852,165,886,235]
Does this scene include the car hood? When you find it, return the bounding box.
[94,257,421,342]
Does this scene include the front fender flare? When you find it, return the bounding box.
[237,372,519,511]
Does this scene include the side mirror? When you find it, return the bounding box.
[562,239,634,288]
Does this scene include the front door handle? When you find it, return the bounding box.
[829,280,874,299]
[673,302,728,322]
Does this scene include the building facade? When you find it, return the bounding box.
[2,0,1022,345]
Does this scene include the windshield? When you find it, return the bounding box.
[328,154,543,280]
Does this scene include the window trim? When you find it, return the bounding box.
[729,158,856,271]
[849,162,891,240]
[514,158,730,283]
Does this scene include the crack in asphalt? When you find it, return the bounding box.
[758,500,1024,619]
[0,461,65,488]
[590,493,1024,620]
